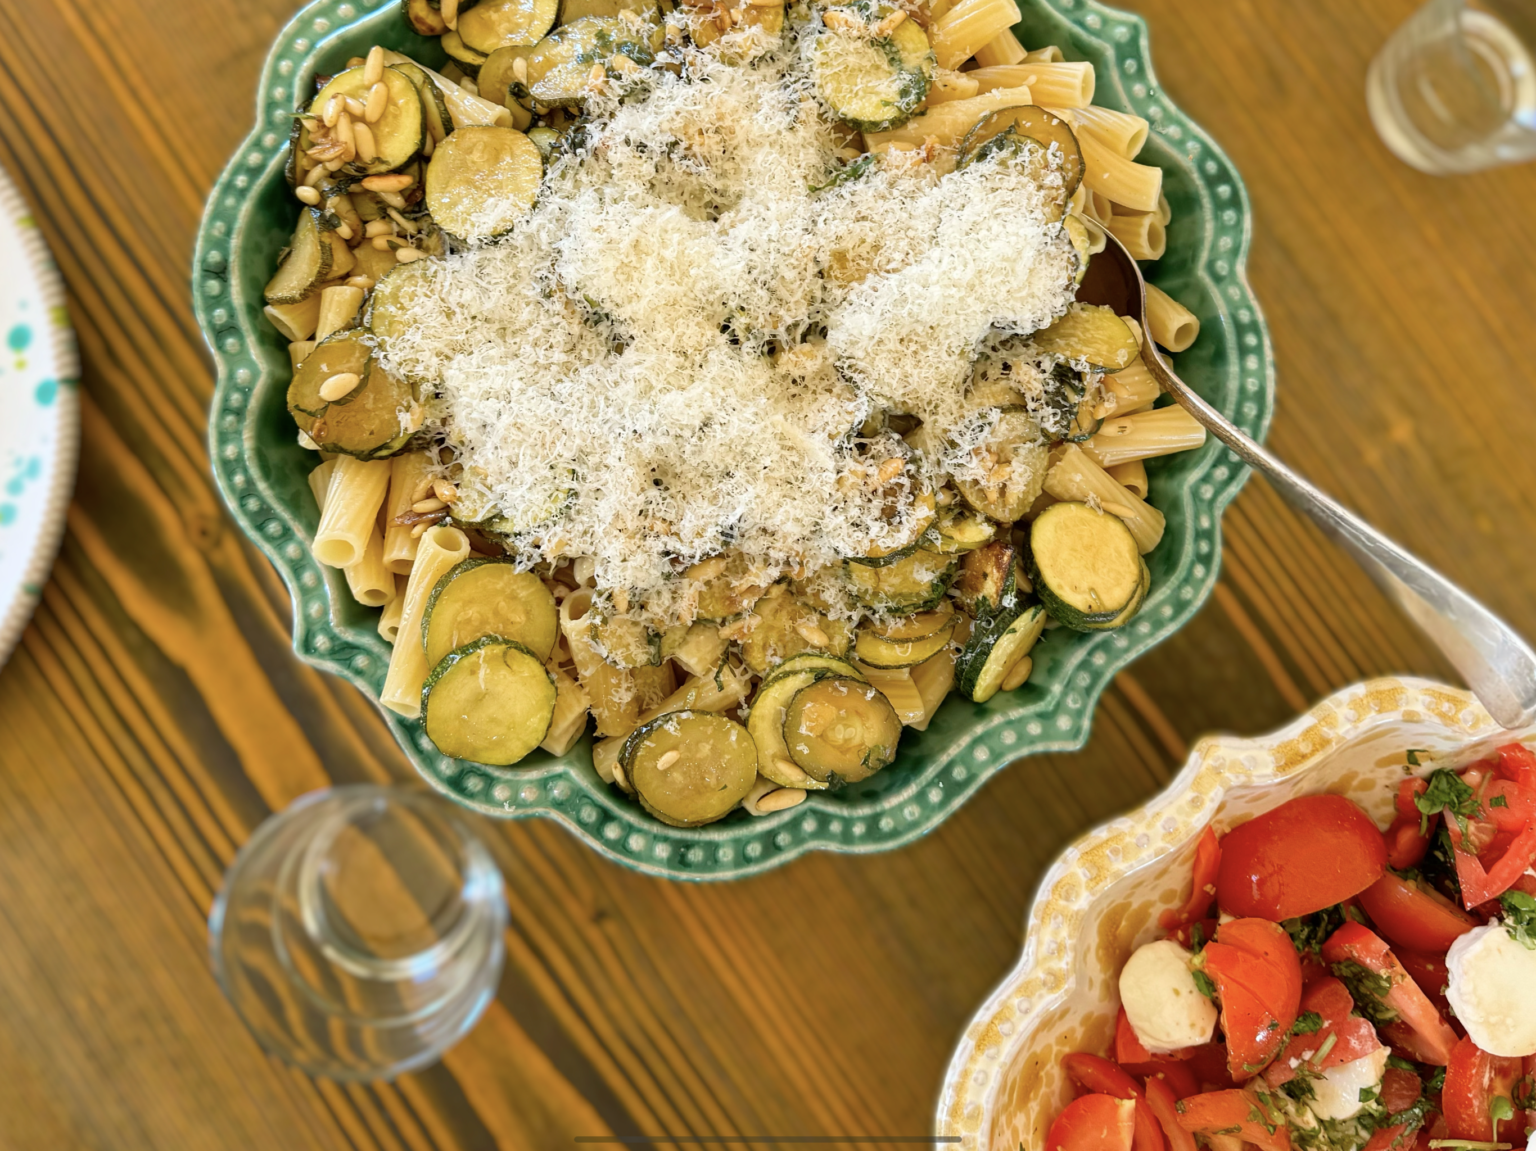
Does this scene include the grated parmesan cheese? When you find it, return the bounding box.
[377,32,1076,621]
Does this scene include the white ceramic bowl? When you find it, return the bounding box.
[935,676,1529,1151]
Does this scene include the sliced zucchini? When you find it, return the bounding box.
[442,30,490,74]
[526,125,564,161]
[589,612,660,668]
[932,505,997,553]
[953,539,1018,618]
[351,241,400,282]
[668,622,729,677]
[954,409,1050,523]
[691,0,784,55]
[955,602,1046,702]
[1032,303,1140,372]
[264,208,331,305]
[957,105,1083,213]
[310,67,424,175]
[623,711,759,826]
[426,126,543,240]
[477,467,573,540]
[762,651,867,686]
[844,548,957,612]
[691,554,769,621]
[403,0,449,35]
[1026,501,1144,630]
[285,116,316,190]
[849,490,937,564]
[390,59,454,144]
[1063,214,1091,285]
[561,0,660,22]
[458,0,560,53]
[525,16,661,106]
[852,616,956,669]
[867,603,955,642]
[421,637,556,765]
[747,670,832,790]
[366,259,435,348]
[739,592,851,675]
[809,16,934,133]
[1040,362,1104,443]
[288,337,417,459]
[783,676,901,785]
[1082,557,1149,631]
[422,558,558,668]
[477,45,538,112]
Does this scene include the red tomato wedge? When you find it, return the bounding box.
[1160,826,1222,932]
[1064,1053,1142,1100]
[1047,1093,1137,1151]
[1320,922,1459,1066]
[1203,918,1302,1080]
[1175,1088,1291,1151]
[1144,1076,1196,1151]
[1356,871,1476,952]
[1262,976,1382,1087]
[1394,947,1454,1019]
[1215,795,1388,920]
[1443,1037,1524,1143]
[1496,743,1536,790]
[1385,779,1432,871]
[1115,1011,1202,1098]
[1447,815,1536,909]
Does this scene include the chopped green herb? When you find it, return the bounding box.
[1332,960,1401,1027]
[808,153,874,193]
[1500,890,1536,950]
[1291,1011,1324,1036]
[1211,1127,1243,1137]
[1284,904,1350,956]
[1416,768,1481,839]
[1190,921,1206,951]
[1426,1068,1447,1095]
[1192,970,1217,999]
[1407,750,1425,766]
[1313,1031,1339,1065]
[1490,795,1509,809]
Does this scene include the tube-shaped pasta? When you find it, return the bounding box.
[1105,210,1166,260]
[378,575,407,644]
[1122,315,1145,351]
[345,527,395,608]
[973,28,1026,68]
[382,451,433,574]
[1155,192,1172,226]
[859,665,927,725]
[632,664,678,713]
[1023,45,1064,63]
[908,649,957,732]
[1082,186,1115,225]
[1054,105,1150,158]
[636,663,753,727]
[1068,182,1087,215]
[379,525,471,716]
[586,663,638,738]
[313,457,390,568]
[1044,444,1165,554]
[1078,213,1108,254]
[1145,283,1201,352]
[540,667,591,756]
[591,735,624,784]
[265,295,322,342]
[1078,130,1162,213]
[1101,358,1161,416]
[1108,459,1149,500]
[289,340,316,369]
[669,623,727,678]
[307,458,338,515]
[864,86,1036,151]
[970,62,1095,106]
[559,588,604,679]
[315,284,366,342]
[927,69,981,103]
[1082,407,1206,469]
[931,0,1022,71]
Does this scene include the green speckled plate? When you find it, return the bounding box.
[193,0,1274,880]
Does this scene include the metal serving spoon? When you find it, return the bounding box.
[1080,230,1536,729]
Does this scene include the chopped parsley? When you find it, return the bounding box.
[1425,1067,1446,1095]
[1332,960,1400,1027]
[1416,768,1482,839]
[1291,1011,1324,1036]
[808,153,874,193]
[1387,1055,1418,1073]
[1284,904,1352,956]
[1192,970,1217,1000]
[1499,889,1536,950]
[1490,795,1509,809]
[1513,1076,1535,1111]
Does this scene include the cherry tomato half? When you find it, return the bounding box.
[1262,976,1381,1087]
[1144,1076,1197,1151]
[1063,1053,1141,1100]
[1320,922,1458,1066]
[1160,826,1222,932]
[1203,918,1302,1080]
[1215,795,1387,921]
[1047,1093,1137,1151]
[1443,1037,1524,1143]
[1385,779,1432,871]
[1356,871,1476,952]
[1175,1089,1291,1151]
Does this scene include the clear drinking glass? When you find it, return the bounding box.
[209,785,507,1080]
[1367,0,1536,173]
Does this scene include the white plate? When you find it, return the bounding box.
[0,167,79,667]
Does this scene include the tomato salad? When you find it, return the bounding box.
[1046,744,1536,1151]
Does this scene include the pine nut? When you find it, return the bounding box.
[295,185,322,205]
[876,457,904,483]
[410,520,431,538]
[513,56,528,84]
[344,96,367,119]
[1001,655,1033,693]
[612,587,630,614]
[353,121,377,165]
[363,46,385,87]
[612,761,628,790]
[794,621,831,647]
[347,56,366,69]
[395,247,424,263]
[372,235,398,251]
[362,173,416,193]
[688,555,729,582]
[772,756,814,785]
[656,749,681,770]
[345,275,376,290]
[412,497,447,514]
[387,208,420,234]
[442,0,460,27]
[323,95,343,127]
[335,222,355,241]
[377,190,408,210]
[757,788,806,813]
[365,82,389,123]
[1101,501,1137,519]
[433,479,459,504]
[304,163,330,188]
[873,9,906,34]
[318,372,362,401]
[365,219,395,238]
[411,477,436,502]
[335,111,356,154]
[988,464,1012,484]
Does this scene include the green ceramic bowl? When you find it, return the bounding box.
[194,0,1275,879]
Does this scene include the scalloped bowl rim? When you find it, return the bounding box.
[935,676,1524,1149]
[192,0,1277,879]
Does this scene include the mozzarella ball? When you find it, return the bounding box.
[1447,922,1536,1057]
[1118,939,1218,1054]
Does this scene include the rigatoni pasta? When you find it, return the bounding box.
[313,457,389,568]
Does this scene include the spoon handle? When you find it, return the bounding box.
[1141,344,1536,729]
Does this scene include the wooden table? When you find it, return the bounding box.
[0,0,1532,1146]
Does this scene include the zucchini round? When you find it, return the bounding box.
[848,490,938,564]
[954,410,1050,523]
[953,539,1018,618]
[366,259,435,348]
[403,0,449,35]
[560,0,660,22]
[310,67,424,175]
[264,207,331,305]
[932,506,997,553]
[689,554,769,621]
[957,105,1083,215]
[762,652,867,686]
[457,0,560,53]
[955,602,1046,702]
[442,30,490,74]
[289,339,417,460]
[426,126,543,240]
[867,603,955,642]
[1032,304,1140,372]
[844,548,957,612]
[1026,501,1144,630]
[739,592,851,675]
[623,711,759,826]
[477,46,538,112]
[390,59,454,144]
[809,15,933,133]
[852,616,956,669]
[525,16,661,107]
[1081,558,1150,631]
[783,676,901,785]
[1041,362,1105,443]
[421,637,557,765]
[747,669,832,789]
[422,558,559,668]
